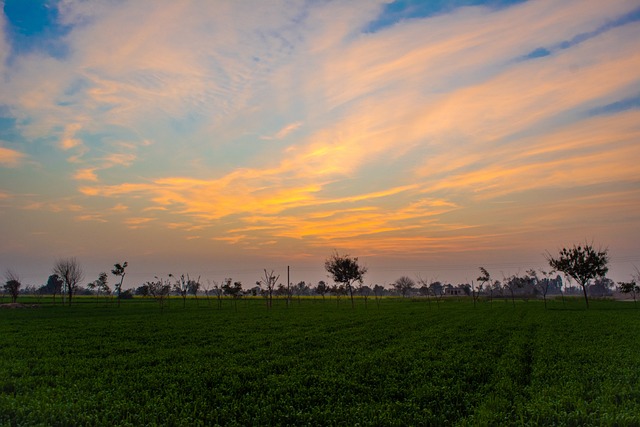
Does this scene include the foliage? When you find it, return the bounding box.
[325,252,367,308]
[1,298,639,426]
[3,269,21,303]
[393,276,415,297]
[547,243,609,308]
[111,262,128,307]
[618,281,639,305]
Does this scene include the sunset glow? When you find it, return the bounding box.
[1,0,639,287]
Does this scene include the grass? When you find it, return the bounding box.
[1,296,639,426]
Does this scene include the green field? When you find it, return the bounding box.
[1,297,639,426]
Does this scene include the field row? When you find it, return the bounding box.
[2,299,639,425]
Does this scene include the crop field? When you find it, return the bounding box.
[1,297,639,426]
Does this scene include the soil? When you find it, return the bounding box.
[0,303,40,309]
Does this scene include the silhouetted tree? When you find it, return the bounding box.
[357,284,372,308]
[315,280,329,300]
[546,243,609,309]
[294,281,307,303]
[172,274,191,308]
[41,274,64,304]
[393,276,416,298]
[529,269,552,309]
[259,269,279,308]
[477,267,493,305]
[211,280,225,310]
[188,276,201,306]
[504,274,526,307]
[88,272,108,303]
[135,284,150,297]
[325,252,367,309]
[53,257,84,306]
[222,279,242,311]
[3,269,21,303]
[373,284,385,309]
[148,277,171,311]
[619,280,639,306]
[111,262,128,307]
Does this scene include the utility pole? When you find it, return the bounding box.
[287,265,290,306]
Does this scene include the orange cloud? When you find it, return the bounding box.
[0,146,26,166]
[74,168,98,181]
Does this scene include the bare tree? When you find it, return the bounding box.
[469,280,483,308]
[111,262,128,307]
[172,274,191,308]
[325,252,367,309]
[53,258,84,306]
[211,280,225,310]
[148,277,171,312]
[3,269,21,303]
[258,270,280,308]
[546,243,609,309]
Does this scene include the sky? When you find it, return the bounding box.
[1,0,639,290]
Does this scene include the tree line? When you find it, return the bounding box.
[3,243,639,309]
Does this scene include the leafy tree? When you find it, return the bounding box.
[618,281,639,306]
[88,272,108,303]
[357,284,372,308]
[3,269,21,303]
[41,274,64,304]
[294,281,307,303]
[528,269,553,309]
[188,276,201,305]
[222,279,242,311]
[393,276,416,298]
[503,274,527,306]
[329,283,346,306]
[315,280,329,300]
[53,257,84,306]
[111,262,128,307]
[325,252,367,309]
[477,267,493,305]
[373,284,385,309]
[135,284,150,297]
[546,243,609,308]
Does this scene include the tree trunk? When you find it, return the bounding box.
[348,284,355,309]
[580,283,590,309]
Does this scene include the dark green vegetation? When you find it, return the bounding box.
[1,298,639,426]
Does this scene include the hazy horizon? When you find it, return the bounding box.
[1,0,639,289]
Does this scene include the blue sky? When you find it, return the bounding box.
[1,0,639,288]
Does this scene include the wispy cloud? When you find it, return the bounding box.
[0,146,26,166]
[261,122,303,140]
[1,0,639,283]
[73,168,98,181]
